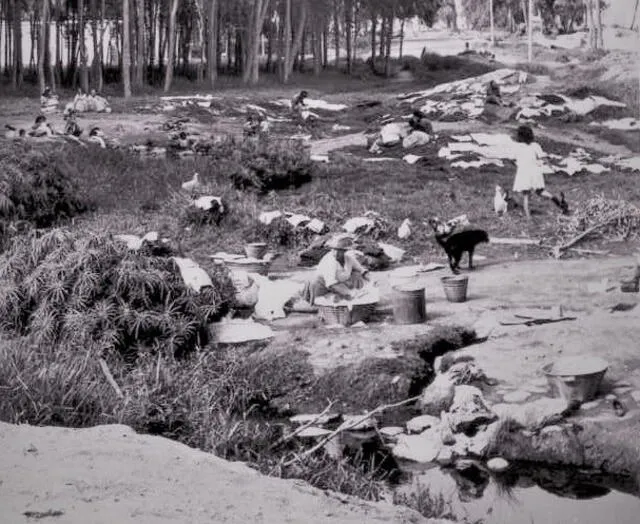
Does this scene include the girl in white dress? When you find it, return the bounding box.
[512,125,568,219]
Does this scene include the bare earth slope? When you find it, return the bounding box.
[0,422,440,524]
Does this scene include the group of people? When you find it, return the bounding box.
[243,90,311,139]
[40,86,111,116]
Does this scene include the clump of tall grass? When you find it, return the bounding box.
[0,228,235,360]
[0,141,88,249]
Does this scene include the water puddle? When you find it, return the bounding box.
[397,462,640,524]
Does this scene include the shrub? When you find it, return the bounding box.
[0,229,235,359]
[0,142,88,248]
[208,136,314,193]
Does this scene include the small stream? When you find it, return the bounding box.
[396,461,640,524]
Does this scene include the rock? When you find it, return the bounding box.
[379,122,411,146]
[487,457,510,472]
[419,373,455,416]
[492,398,568,429]
[580,400,601,411]
[298,427,332,438]
[439,354,475,374]
[379,426,405,438]
[631,390,640,403]
[290,413,341,426]
[448,385,498,435]
[392,428,443,463]
[435,447,455,466]
[402,131,431,149]
[529,377,549,388]
[434,356,444,374]
[406,415,440,434]
[540,425,563,435]
[605,394,618,401]
[338,415,377,432]
[502,390,531,403]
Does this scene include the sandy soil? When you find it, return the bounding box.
[0,422,443,524]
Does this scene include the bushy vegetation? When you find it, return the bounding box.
[0,142,88,249]
[401,53,495,82]
[205,136,314,194]
[0,229,234,360]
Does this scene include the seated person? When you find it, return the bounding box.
[88,89,112,113]
[40,86,59,113]
[28,115,54,137]
[63,110,83,137]
[291,90,309,114]
[300,234,370,305]
[485,80,502,106]
[409,110,433,134]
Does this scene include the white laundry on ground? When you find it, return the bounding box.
[171,257,213,293]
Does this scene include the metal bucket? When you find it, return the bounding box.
[441,275,469,303]
[542,356,609,403]
[392,285,426,325]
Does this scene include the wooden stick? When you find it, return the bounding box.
[268,401,336,451]
[489,237,541,246]
[285,394,421,466]
[550,218,613,259]
[99,358,124,399]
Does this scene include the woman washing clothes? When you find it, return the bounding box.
[299,234,371,306]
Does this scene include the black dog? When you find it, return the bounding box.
[429,218,489,274]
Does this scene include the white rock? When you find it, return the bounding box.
[379,426,405,438]
[338,415,377,432]
[435,447,455,466]
[419,373,456,416]
[402,131,431,149]
[540,425,563,435]
[448,385,497,434]
[289,413,340,426]
[297,427,332,438]
[580,400,601,411]
[502,390,531,403]
[487,457,509,473]
[631,390,640,403]
[492,398,568,429]
[392,429,442,463]
[406,415,440,434]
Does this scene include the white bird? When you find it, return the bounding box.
[494,185,508,216]
[397,218,412,240]
[181,172,201,192]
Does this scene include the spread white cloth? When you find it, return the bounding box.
[512,142,546,192]
[316,251,366,288]
[171,257,213,293]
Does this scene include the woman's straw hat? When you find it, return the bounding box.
[326,234,354,250]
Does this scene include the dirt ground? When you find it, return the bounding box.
[0,422,440,524]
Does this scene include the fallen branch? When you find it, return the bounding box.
[568,248,610,256]
[490,237,541,246]
[284,395,421,466]
[268,401,336,451]
[98,358,124,399]
[550,218,613,259]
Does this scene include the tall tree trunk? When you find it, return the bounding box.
[595,0,603,49]
[322,19,328,67]
[312,17,321,75]
[11,0,22,89]
[134,0,145,86]
[370,14,376,70]
[164,0,180,92]
[29,13,37,72]
[284,0,306,81]
[97,0,106,92]
[345,0,352,74]
[283,0,291,81]
[79,0,89,92]
[379,16,385,56]
[123,0,132,97]
[399,18,405,58]
[207,0,218,85]
[384,14,393,77]
[243,0,269,85]
[333,0,339,67]
[631,0,639,30]
[38,0,50,93]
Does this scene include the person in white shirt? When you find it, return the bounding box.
[300,234,370,305]
[512,124,568,219]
